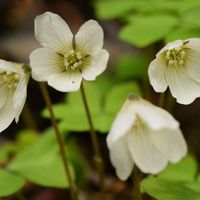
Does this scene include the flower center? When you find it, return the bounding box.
[132,115,148,135]
[135,116,144,127]
[0,71,19,90]
[165,46,186,66]
[64,50,86,71]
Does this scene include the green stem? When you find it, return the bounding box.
[132,167,143,200]
[80,83,105,191]
[39,83,78,200]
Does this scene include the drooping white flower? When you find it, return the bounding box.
[106,93,187,181]
[30,11,109,92]
[0,59,30,133]
[148,38,200,105]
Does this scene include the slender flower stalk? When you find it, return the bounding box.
[29,11,109,194]
[39,82,78,200]
[80,83,105,190]
[132,167,143,200]
[158,93,165,108]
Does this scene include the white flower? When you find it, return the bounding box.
[106,93,187,181]
[148,39,200,105]
[30,12,109,92]
[0,59,30,133]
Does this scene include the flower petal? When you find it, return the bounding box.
[148,57,168,92]
[108,137,134,180]
[82,49,109,81]
[35,12,73,53]
[0,87,8,109]
[157,40,183,55]
[75,20,104,54]
[185,38,200,83]
[150,128,187,163]
[107,100,136,148]
[0,59,20,74]
[135,99,179,130]
[127,128,168,174]
[165,65,200,104]
[13,78,28,123]
[30,48,64,82]
[0,97,15,133]
[48,72,82,92]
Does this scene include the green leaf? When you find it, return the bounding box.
[9,129,74,188]
[181,7,200,27]
[94,75,116,97]
[0,149,8,163]
[15,130,38,151]
[43,78,116,133]
[95,0,141,19]
[0,169,25,197]
[158,155,197,182]
[119,14,177,47]
[43,81,104,119]
[58,110,114,133]
[96,0,200,20]
[42,103,67,120]
[42,83,100,131]
[0,130,38,164]
[58,111,114,133]
[105,82,141,113]
[115,55,148,80]
[135,0,188,14]
[165,26,200,43]
[178,0,200,14]
[1,143,18,158]
[43,79,141,133]
[188,176,200,193]
[94,113,115,133]
[67,82,102,113]
[141,177,200,200]
[58,112,90,132]
[67,141,88,184]
[95,0,185,20]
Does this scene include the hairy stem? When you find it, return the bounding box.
[39,82,78,200]
[80,83,105,191]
